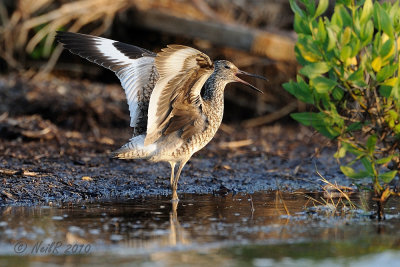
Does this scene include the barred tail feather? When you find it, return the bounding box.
[111,135,156,159]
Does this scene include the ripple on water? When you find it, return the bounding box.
[0,191,399,266]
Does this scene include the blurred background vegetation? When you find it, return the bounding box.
[0,0,300,131]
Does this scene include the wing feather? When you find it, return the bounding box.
[144,45,214,145]
[56,31,157,136]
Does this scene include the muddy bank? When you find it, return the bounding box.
[0,75,353,206]
[0,122,352,206]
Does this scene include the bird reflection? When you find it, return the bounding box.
[168,201,189,246]
[120,200,190,250]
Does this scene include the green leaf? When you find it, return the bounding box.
[349,38,361,58]
[296,76,314,104]
[360,20,374,46]
[311,76,337,93]
[379,85,392,97]
[379,170,397,183]
[376,155,394,165]
[361,157,375,175]
[373,32,382,53]
[326,26,337,51]
[296,35,323,63]
[387,110,399,120]
[290,112,320,126]
[372,56,382,72]
[340,27,352,46]
[290,112,340,138]
[394,124,400,134]
[360,0,373,25]
[377,64,397,82]
[332,87,344,100]
[294,13,311,34]
[391,79,400,99]
[347,69,367,87]
[331,10,343,28]
[317,18,327,43]
[299,62,331,78]
[283,78,314,105]
[339,45,352,62]
[379,5,394,38]
[347,122,362,132]
[336,0,351,6]
[353,12,361,36]
[390,2,400,31]
[373,2,382,31]
[305,0,316,18]
[342,142,364,156]
[337,4,353,26]
[366,135,377,154]
[282,81,296,98]
[315,0,329,18]
[340,166,370,179]
[374,2,394,38]
[334,146,347,158]
[380,39,395,60]
[289,0,305,18]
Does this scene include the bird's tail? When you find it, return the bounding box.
[111,135,156,159]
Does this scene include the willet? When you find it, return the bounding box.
[56,31,267,201]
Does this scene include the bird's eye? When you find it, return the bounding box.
[224,65,230,69]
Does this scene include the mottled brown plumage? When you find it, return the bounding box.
[56,32,267,201]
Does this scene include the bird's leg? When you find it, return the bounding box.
[171,160,188,202]
[169,162,176,186]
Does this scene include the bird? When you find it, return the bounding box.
[56,31,267,201]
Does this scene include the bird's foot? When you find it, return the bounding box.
[171,189,179,202]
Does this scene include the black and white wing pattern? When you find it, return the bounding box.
[56,31,158,136]
[144,45,214,145]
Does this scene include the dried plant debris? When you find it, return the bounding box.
[0,113,59,140]
[0,0,132,71]
[0,74,129,131]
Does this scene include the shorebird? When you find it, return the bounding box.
[56,31,267,201]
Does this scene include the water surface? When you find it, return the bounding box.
[0,192,400,266]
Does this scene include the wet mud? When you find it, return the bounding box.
[0,115,354,206]
[0,75,354,206]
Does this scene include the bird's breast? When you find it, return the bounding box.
[191,99,224,148]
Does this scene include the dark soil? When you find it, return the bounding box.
[0,74,352,206]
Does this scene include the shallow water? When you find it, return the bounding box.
[0,191,400,266]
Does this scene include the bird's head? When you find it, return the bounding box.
[214,60,267,93]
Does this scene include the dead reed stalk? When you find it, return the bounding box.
[0,0,133,72]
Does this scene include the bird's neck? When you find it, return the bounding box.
[201,74,228,102]
[201,73,226,132]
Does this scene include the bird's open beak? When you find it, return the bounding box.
[235,70,267,94]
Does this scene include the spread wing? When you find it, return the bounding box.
[144,45,214,145]
[56,31,158,136]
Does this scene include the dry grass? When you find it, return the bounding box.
[0,0,133,72]
[302,170,360,216]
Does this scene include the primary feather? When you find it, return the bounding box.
[56,31,157,136]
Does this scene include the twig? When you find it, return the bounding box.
[248,193,255,213]
[219,123,235,134]
[242,101,298,127]
[219,139,253,149]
